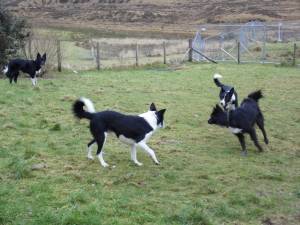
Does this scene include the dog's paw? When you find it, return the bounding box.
[264,139,269,145]
[240,151,247,157]
[101,163,109,168]
[87,156,94,160]
[134,161,143,166]
[155,161,160,165]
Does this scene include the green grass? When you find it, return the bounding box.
[0,63,300,225]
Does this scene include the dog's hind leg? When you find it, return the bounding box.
[236,133,247,156]
[95,132,109,167]
[13,72,19,83]
[256,114,269,145]
[131,144,143,166]
[249,129,263,152]
[87,139,95,160]
[138,141,160,165]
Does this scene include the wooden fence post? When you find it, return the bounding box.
[56,40,61,72]
[135,43,139,67]
[96,42,100,70]
[163,41,167,64]
[237,41,240,64]
[28,37,33,59]
[293,43,297,66]
[188,39,193,62]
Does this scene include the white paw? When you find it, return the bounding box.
[134,161,143,166]
[87,155,94,160]
[101,162,109,168]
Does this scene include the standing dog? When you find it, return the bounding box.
[73,98,166,167]
[208,90,268,155]
[213,73,238,110]
[3,53,46,86]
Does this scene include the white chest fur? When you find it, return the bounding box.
[229,127,242,134]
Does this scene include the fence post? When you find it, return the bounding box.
[96,42,100,70]
[293,43,297,66]
[28,37,33,59]
[163,41,167,64]
[237,41,240,64]
[135,43,139,67]
[188,39,193,62]
[56,40,61,72]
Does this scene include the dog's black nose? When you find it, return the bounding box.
[208,119,212,124]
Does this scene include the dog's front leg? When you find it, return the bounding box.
[87,139,95,160]
[138,142,160,165]
[236,133,247,156]
[131,144,143,166]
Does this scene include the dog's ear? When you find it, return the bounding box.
[212,104,223,115]
[156,109,166,117]
[42,53,47,61]
[36,53,41,61]
[150,103,157,111]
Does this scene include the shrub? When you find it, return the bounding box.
[0,4,30,67]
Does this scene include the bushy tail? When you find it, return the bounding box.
[73,97,96,120]
[213,73,224,87]
[248,90,263,102]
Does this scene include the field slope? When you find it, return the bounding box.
[0,63,300,225]
[3,0,300,36]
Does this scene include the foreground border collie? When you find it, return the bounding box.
[208,90,268,155]
[73,98,166,167]
[213,73,238,110]
[2,53,46,86]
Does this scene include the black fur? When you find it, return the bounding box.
[4,53,46,85]
[73,99,166,166]
[208,90,268,155]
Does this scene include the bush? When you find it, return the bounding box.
[0,4,30,67]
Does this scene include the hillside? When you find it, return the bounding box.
[2,0,300,36]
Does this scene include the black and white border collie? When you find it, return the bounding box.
[2,53,46,86]
[73,98,166,167]
[213,73,238,110]
[208,90,268,156]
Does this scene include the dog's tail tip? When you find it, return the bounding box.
[213,73,223,79]
[73,97,95,120]
[248,90,263,102]
[79,97,96,113]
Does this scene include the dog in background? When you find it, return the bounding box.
[213,73,238,110]
[73,98,166,167]
[2,53,46,86]
[208,90,268,155]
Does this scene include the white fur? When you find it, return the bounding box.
[3,66,8,74]
[80,97,96,113]
[214,73,223,79]
[31,78,37,86]
[138,141,160,164]
[97,132,108,167]
[139,111,158,130]
[229,127,242,134]
[131,144,142,166]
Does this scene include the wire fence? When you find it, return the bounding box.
[19,21,300,73]
[22,37,189,71]
[191,21,300,65]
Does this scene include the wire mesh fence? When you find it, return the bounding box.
[22,37,189,71]
[191,21,300,65]
[18,21,300,72]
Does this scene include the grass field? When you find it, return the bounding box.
[0,63,300,225]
